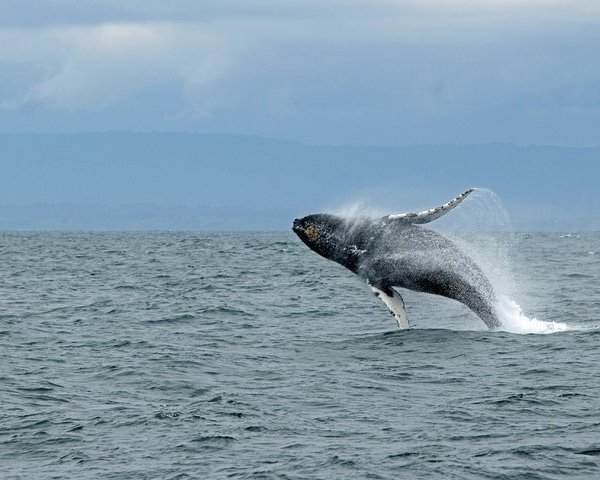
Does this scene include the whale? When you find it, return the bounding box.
[292,189,500,330]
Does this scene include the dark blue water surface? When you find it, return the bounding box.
[1,232,600,479]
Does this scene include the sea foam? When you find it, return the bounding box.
[495,296,570,334]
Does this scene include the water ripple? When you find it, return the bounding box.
[1,232,600,479]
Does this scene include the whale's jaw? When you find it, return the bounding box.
[292,218,303,235]
[292,218,311,250]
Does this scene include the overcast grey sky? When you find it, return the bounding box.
[1,0,599,145]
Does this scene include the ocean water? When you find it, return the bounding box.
[2,231,600,479]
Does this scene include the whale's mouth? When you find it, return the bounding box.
[292,218,302,231]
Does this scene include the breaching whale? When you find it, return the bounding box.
[292,189,500,330]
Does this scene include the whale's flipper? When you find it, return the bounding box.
[369,283,409,329]
[386,188,474,225]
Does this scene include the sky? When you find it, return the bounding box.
[1,0,600,146]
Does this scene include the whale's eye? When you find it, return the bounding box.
[306,226,320,241]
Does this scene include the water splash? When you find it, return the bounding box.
[441,190,584,334]
[432,187,513,234]
[429,189,570,334]
[331,188,577,334]
[431,188,518,300]
[330,201,384,219]
[495,296,570,334]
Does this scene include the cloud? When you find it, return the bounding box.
[2,1,598,26]
[0,23,232,112]
[0,1,599,144]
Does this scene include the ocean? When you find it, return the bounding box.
[1,231,600,479]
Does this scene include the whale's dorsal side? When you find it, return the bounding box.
[386,188,474,225]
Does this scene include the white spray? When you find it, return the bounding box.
[334,188,572,334]
[431,188,570,334]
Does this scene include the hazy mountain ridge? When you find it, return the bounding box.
[1,132,599,231]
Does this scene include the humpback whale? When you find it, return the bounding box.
[292,189,500,330]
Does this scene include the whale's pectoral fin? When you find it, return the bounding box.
[368,282,409,329]
[385,188,474,225]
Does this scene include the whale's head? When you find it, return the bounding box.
[293,213,349,263]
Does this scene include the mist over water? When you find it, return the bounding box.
[331,201,386,220]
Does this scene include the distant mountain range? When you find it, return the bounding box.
[1,132,599,231]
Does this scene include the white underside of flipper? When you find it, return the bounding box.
[369,284,409,329]
[387,188,474,224]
